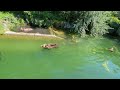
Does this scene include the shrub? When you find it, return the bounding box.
[0,12,25,33]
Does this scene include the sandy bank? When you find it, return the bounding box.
[4,31,64,39]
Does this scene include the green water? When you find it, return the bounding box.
[0,35,120,79]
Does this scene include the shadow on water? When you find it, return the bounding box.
[103,34,120,43]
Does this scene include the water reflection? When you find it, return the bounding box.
[102,60,120,73]
[90,53,119,72]
[102,61,110,72]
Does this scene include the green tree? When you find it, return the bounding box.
[58,11,112,37]
[5,11,114,37]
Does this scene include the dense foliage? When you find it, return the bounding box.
[0,11,25,34]
[58,11,112,37]
[1,11,120,37]
[108,11,120,36]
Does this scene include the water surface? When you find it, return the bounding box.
[0,35,120,79]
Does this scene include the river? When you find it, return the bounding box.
[0,35,120,79]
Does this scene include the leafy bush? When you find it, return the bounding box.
[22,11,62,28]
[0,12,25,33]
[107,11,120,36]
[56,11,112,37]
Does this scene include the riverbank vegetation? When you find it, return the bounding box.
[0,11,25,34]
[1,11,120,38]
